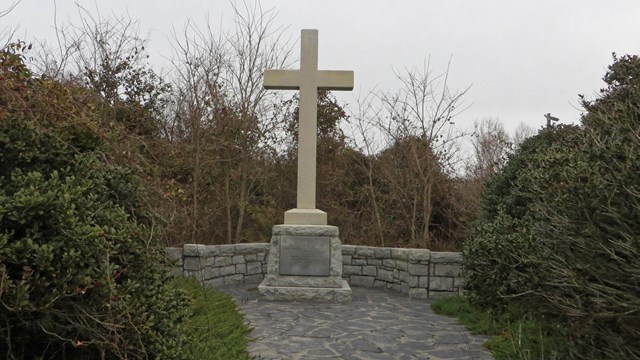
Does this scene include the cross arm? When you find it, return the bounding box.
[264,70,301,90]
[317,70,354,90]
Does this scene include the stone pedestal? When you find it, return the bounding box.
[258,224,352,303]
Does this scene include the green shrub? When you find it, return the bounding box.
[464,54,640,359]
[0,45,190,359]
[463,124,584,310]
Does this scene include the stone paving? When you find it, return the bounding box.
[220,285,494,360]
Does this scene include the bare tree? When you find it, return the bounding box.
[31,3,150,87]
[468,117,512,179]
[167,2,292,243]
[347,92,386,246]
[374,59,470,248]
[0,0,21,48]
[0,0,20,18]
[512,121,536,149]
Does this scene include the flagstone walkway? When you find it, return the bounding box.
[221,285,494,360]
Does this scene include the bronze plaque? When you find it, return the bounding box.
[279,236,331,276]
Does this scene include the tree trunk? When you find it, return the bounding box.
[191,119,200,244]
[234,162,248,242]
[421,182,433,249]
[225,174,233,244]
[367,167,385,247]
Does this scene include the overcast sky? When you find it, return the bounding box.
[5,0,640,135]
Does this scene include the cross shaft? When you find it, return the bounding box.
[264,29,353,224]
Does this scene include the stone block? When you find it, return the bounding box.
[418,276,429,288]
[183,257,203,271]
[244,274,264,285]
[204,277,224,288]
[408,263,430,276]
[258,280,351,303]
[429,276,454,291]
[246,261,263,275]
[235,243,270,254]
[341,245,356,255]
[453,277,465,288]
[342,255,352,264]
[374,247,391,258]
[430,251,463,263]
[367,258,382,266]
[373,280,387,289]
[409,249,430,262]
[362,265,377,276]
[352,259,367,265]
[343,265,362,275]
[203,257,216,267]
[272,224,339,237]
[220,265,236,276]
[401,282,410,294]
[409,288,429,299]
[395,260,408,271]
[200,256,215,267]
[434,264,461,277]
[330,237,343,276]
[349,275,375,288]
[236,263,247,274]
[244,254,258,262]
[261,275,343,288]
[183,244,219,257]
[393,269,400,281]
[389,283,401,292]
[224,274,243,285]
[399,271,418,287]
[213,256,232,266]
[218,244,236,256]
[215,256,232,267]
[232,255,245,264]
[383,259,395,268]
[391,248,410,260]
[355,246,375,257]
[378,269,394,282]
[204,267,220,280]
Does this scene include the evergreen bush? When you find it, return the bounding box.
[464,54,640,358]
[0,45,190,360]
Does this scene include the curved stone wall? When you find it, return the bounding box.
[166,244,463,299]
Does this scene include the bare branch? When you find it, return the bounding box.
[0,0,21,18]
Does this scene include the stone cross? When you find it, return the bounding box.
[264,29,353,225]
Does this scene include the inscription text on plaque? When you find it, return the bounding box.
[280,236,331,276]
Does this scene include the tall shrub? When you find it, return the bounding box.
[464,54,640,359]
[0,45,189,359]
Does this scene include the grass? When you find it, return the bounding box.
[171,277,252,360]
[431,296,567,360]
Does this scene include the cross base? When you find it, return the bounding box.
[284,208,327,225]
[258,224,352,303]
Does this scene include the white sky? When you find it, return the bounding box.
[5,0,640,135]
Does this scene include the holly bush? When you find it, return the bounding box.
[0,45,190,359]
[464,54,640,359]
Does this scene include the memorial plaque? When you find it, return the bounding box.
[280,236,331,276]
